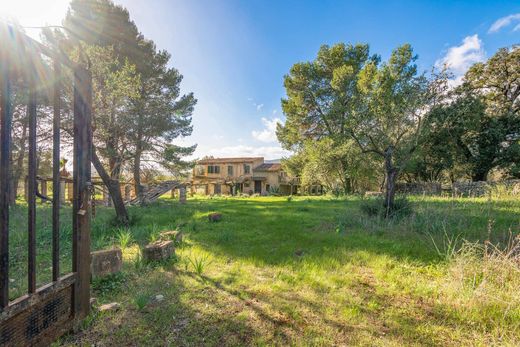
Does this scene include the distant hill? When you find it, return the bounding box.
[265,159,281,164]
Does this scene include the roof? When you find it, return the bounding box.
[254,163,282,172]
[197,157,264,164]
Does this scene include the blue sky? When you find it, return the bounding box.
[4,0,520,159]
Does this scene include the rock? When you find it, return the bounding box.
[98,302,121,312]
[208,213,222,222]
[160,230,183,243]
[9,278,14,283]
[90,297,97,309]
[90,248,123,278]
[155,294,164,302]
[143,240,175,262]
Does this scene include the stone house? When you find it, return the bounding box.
[191,157,301,195]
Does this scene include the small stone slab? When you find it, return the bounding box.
[143,240,175,262]
[98,302,121,312]
[160,230,183,243]
[208,213,222,222]
[90,248,122,278]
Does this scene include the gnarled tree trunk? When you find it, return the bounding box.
[92,146,129,225]
[384,146,399,218]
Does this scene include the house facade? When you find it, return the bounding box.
[191,157,301,195]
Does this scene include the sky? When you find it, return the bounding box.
[2,0,520,160]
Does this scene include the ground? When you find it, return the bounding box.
[7,195,520,346]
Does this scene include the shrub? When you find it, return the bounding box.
[359,196,413,219]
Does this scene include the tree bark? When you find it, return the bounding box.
[92,146,129,225]
[384,147,398,218]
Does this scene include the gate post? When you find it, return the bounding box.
[72,66,92,319]
[179,185,186,204]
[0,52,12,308]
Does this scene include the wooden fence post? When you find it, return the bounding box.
[59,178,66,205]
[72,66,92,319]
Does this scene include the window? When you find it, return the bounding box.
[207,165,220,174]
[195,165,204,175]
[227,165,233,176]
[244,164,251,174]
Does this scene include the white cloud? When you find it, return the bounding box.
[204,144,291,160]
[255,103,264,111]
[436,35,485,86]
[252,117,282,143]
[489,13,520,33]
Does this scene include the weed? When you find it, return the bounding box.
[134,293,149,311]
[92,272,127,296]
[428,226,462,261]
[187,253,211,276]
[116,229,133,249]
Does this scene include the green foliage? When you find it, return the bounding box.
[92,272,127,296]
[116,229,133,249]
[429,228,462,261]
[360,196,413,219]
[133,293,149,311]
[7,197,520,345]
[413,46,520,181]
[187,254,211,276]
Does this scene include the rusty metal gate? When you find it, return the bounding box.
[0,26,92,346]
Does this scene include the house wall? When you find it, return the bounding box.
[192,159,264,195]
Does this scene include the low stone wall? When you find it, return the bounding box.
[395,182,442,195]
[452,180,520,197]
[395,180,520,197]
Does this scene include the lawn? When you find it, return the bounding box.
[7,195,520,346]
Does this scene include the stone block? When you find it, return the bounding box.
[208,213,222,222]
[91,248,122,278]
[160,230,183,243]
[143,240,175,262]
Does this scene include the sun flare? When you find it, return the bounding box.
[0,0,69,28]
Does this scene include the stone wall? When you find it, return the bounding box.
[396,180,520,197]
[395,182,442,195]
[452,180,520,197]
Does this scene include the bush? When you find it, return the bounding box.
[360,196,413,219]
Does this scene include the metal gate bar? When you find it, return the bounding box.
[52,61,61,282]
[0,48,11,309]
[0,25,92,345]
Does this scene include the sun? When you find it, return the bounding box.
[0,0,70,28]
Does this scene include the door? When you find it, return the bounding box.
[254,180,262,194]
[215,184,221,195]
[0,27,92,346]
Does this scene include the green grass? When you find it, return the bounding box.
[7,195,520,346]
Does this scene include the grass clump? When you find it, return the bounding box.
[441,235,520,339]
[360,195,413,219]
